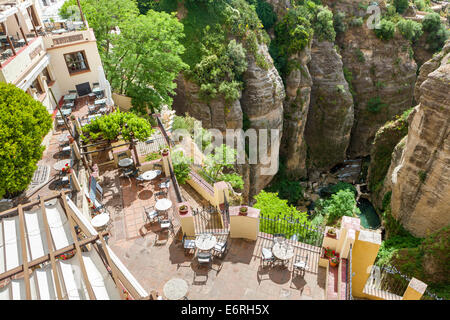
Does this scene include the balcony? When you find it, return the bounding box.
[0,36,44,83]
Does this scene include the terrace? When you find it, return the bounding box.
[7,96,433,300]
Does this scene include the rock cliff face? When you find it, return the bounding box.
[172,75,243,131]
[337,28,417,158]
[281,45,312,178]
[367,113,411,209]
[305,39,354,171]
[241,43,285,197]
[387,41,450,237]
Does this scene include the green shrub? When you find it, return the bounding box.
[414,0,426,11]
[418,170,427,183]
[355,48,365,62]
[376,234,423,266]
[325,190,360,225]
[397,18,423,42]
[253,0,277,30]
[145,152,161,161]
[333,11,347,35]
[366,96,388,113]
[320,182,357,198]
[171,150,192,184]
[374,19,396,40]
[222,173,244,191]
[422,12,441,32]
[314,6,336,42]
[254,191,310,237]
[172,114,197,134]
[422,12,449,52]
[0,83,52,198]
[349,17,363,27]
[394,0,409,14]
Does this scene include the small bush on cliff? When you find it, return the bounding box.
[422,13,449,52]
[333,11,347,35]
[374,19,396,40]
[349,17,363,28]
[397,18,423,42]
[314,6,336,42]
[394,0,409,14]
[367,96,388,113]
[247,0,277,30]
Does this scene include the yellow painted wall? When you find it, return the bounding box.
[180,216,195,237]
[351,230,381,299]
[112,93,133,112]
[229,215,259,241]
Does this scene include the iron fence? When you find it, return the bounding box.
[192,205,229,235]
[259,214,324,248]
[366,264,410,297]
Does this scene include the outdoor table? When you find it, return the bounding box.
[92,87,103,94]
[272,242,295,261]
[98,107,108,114]
[63,93,77,101]
[53,159,71,171]
[118,158,134,168]
[155,198,172,211]
[88,114,102,122]
[91,213,110,230]
[63,101,74,108]
[94,98,107,105]
[52,28,67,34]
[195,234,217,251]
[58,133,70,143]
[141,170,158,181]
[57,109,71,117]
[163,278,188,300]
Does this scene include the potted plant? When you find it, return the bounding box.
[330,254,340,267]
[161,148,169,156]
[327,227,337,238]
[324,247,332,259]
[239,205,248,216]
[178,204,188,215]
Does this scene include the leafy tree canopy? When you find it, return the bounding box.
[82,110,153,142]
[0,83,52,198]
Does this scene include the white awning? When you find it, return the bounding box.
[17,54,51,91]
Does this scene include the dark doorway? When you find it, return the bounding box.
[75,82,91,96]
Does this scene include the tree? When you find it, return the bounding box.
[422,13,449,52]
[105,10,188,114]
[0,83,52,198]
[324,190,360,225]
[82,111,153,142]
[314,6,336,42]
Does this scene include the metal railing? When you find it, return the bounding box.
[189,170,214,196]
[259,214,324,248]
[347,244,353,300]
[192,205,228,235]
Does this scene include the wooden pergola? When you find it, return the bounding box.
[0,192,149,300]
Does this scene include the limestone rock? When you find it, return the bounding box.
[305,39,354,171]
[389,42,450,237]
[241,42,285,198]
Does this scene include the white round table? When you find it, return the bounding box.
[142,170,157,181]
[195,234,217,251]
[58,133,70,143]
[272,242,295,261]
[163,278,188,300]
[118,158,133,167]
[91,213,110,229]
[155,198,172,211]
[53,159,71,171]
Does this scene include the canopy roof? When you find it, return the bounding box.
[0,192,148,300]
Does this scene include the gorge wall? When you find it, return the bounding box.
[384,41,450,238]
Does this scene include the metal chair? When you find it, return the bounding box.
[197,251,212,269]
[182,233,196,255]
[212,241,228,259]
[158,217,173,235]
[154,190,167,199]
[144,206,158,223]
[293,254,309,276]
[261,247,274,267]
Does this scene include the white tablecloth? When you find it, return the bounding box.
[195,234,217,251]
[272,243,294,260]
[118,158,133,167]
[53,159,71,171]
[142,170,157,181]
[91,213,110,228]
[163,278,188,300]
[155,198,172,211]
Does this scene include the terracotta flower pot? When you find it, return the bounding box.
[239,206,248,216]
[179,206,188,215]
[330,260,339,267]
[161,149,169,156]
